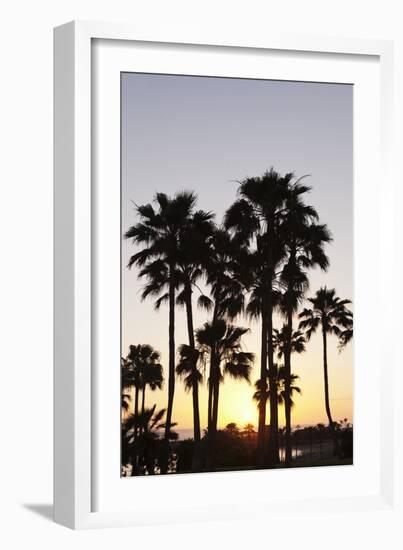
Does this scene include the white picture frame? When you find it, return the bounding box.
[54,20,397,530]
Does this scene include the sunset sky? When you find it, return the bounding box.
[121,73,353,433]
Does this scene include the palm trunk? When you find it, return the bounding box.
[257,295,268,467]
[265,219,279,467]
[208,356,220,470]
[141,385,146,415]
[139,385,146,436]
[134,385,139,434]
[131,384,140,476]
[283,246,297,465]
[207,378,213,434]
[207,300,220,469]
[322,325,337,454]
[162,263,176,473]
[184,279,202,471]
[267,286,279,465]
[284,308,293,465]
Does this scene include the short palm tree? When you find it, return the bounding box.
[242,423,256,439]
[272,322,307,463]
[299,287,353,445]
[125,344,163,434]
[202,228,247,441]
[195,319,254,468]
[141,359,164,415]
[273,326,306,358]
[276,367,302,409]
[121,357,135,414]
[225,423,240,436]
[253,365,301,413]
[122,406,178,475]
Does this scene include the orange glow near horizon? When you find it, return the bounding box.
[123,305,353,432]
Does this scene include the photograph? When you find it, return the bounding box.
[120,72,354,477]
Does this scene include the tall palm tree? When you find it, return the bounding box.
[299,287,353,447]
[225,168,305,466]
[278,183,331,463]
[175,210,214,468]
[195,319,254,468]
[125,191,198,469]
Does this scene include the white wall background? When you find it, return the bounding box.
[0,0,401,547]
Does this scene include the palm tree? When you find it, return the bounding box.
[272,327,306,358]
[195,319,254,468]
[125,191,198,469]
[253,365,301,458]
[122,406,178,475]
[176,345,204,452]
[278,185,331,464]
[273,322,309,464]
[202,228,247,447]
[299,287,353,448]
[175,210,214,468]
[140,359,164,415]
[276,367,302,410]
[225,423,240,436]
[242,423,256,439]
[121,357,135,414]
[225,169,290,465]
[125,344,164,437]
[225,168,311,466]
[253,366,301,414]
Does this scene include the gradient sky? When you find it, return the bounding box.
[121,72,353,432]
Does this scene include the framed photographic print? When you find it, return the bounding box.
[54,21,397,530]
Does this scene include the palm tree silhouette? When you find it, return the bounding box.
[225,168,303,466]
[125,191,199,470]
[299,287,353,448]
[121,357,134,413]
[273,319,309,464]
[140,355,163,416]
[225,422,241,436]
[277,181,331,463]
[125,344,163,436]
[175,210,214,468]
[122,405,178,475]
[176,344,204,452]
[276,367,302,410]
[195,319,254,467]
[272,326,306,358]
[253,365,301,417]
[201,228,247,462]
[242,423,256,439]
